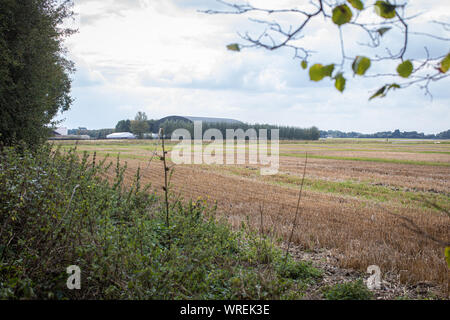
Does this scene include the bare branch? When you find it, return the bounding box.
[204,0,450,97]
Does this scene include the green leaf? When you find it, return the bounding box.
[397,60,413,78]
[309,64,335,81]
[377,27,391,36]
[301,60,308,70]
[388,83,401,89]
[347,0,364,11]
[369,86,387,100]
[374,1,396,19]
[369,83,400,100]
[334,73,346,92]
[309,64,326,81]
[226,44,240,52]
[332,4,353,26]
[439,53,450,73]
[445,247,450,268]
[322,64,335,77]
[352,56,371,75]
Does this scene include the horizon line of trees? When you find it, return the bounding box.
[113,113,320,140]
[321,129,450,140]
[70,117,450,141]
[159,120,321,141]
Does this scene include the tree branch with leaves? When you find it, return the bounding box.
[204,0,450,99]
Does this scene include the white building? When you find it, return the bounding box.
[106,132,136,139]
[54,127,68,136]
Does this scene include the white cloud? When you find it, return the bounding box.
[58,0,450,134]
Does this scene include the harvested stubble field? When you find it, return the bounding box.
[55,139,450,294]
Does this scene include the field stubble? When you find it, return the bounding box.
[59,140,450,294]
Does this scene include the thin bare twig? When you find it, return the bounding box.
[203,0,450,97]
[284,152,308,264]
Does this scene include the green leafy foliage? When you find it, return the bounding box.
[397,60,413,78]
[301,60,308,70]
[445,247,450,268]
[370,86,387,100]
[352,56,371,75]
[374,1,397,19]
[152,118,320,140]
[369,83,400,100]
[276,260,322,281]
[115,120,132,132]
[130,112,150,139]
[332,4,353,26]
[439,53,450,73]
[309,64,326,81]
[323,280,374,300]
[310,64,326,81]
[218,1,447,98]
[309,64,335,81]
[227,43,240,52]
[389,83,401,89]
[334,73,346,92]
[0,144,322,299]
[347,0,364,11]
[322,64,335,77]
[0,0,75,147]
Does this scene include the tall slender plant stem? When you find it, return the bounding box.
[284,152,308,264]
[159,128,170,228]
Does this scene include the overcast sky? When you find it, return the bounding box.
[57,0,450,133]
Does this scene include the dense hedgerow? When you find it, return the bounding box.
[0,143,321,299]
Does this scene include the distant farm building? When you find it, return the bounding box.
[106,132,136,139]
[49,127,90,140]
[53,127,68,136]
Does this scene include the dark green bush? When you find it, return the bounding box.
[323,279,374,300]
[276,259,323,281]
[0,143,321,299]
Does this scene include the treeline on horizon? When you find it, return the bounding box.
[69,118,321,140]
[69,123,450,141]
[156,120,321,141]
[320,129,450,140]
